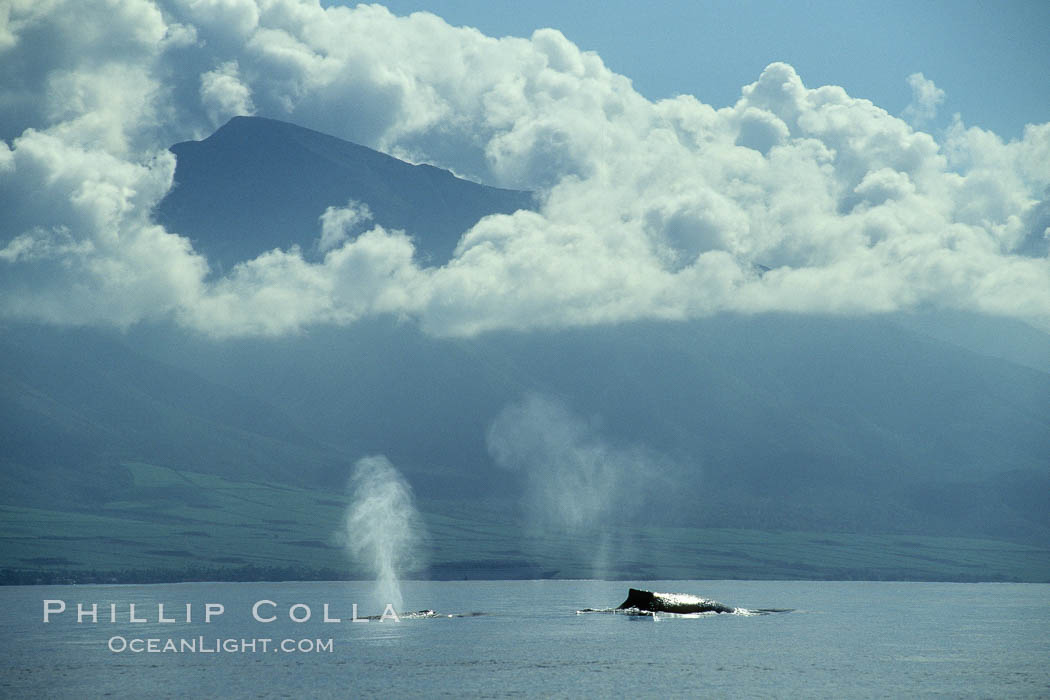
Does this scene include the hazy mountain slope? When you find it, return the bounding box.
[3,314,1047,584]
[123,314,1050,542]
[892,311,1050,375]
[0,323,353,509]
[4,462,1048,583]
[153,116,534,271]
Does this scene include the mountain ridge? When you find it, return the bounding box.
[154,115,534,272]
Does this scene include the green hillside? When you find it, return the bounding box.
[3,462,1047,584]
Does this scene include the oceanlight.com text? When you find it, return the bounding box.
[107,636,334,654]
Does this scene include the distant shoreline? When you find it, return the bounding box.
[2,567,1039,586]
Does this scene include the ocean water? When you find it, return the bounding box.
[2,580,1048,698]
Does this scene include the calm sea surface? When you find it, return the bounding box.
[1,580,1047,698]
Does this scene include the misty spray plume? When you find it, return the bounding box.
[342,455,424,613]
[487,394,671,577]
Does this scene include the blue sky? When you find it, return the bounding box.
[370,0,1050,140]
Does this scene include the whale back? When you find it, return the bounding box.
[617,588,735,614]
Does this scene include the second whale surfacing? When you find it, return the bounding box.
[357,610,489,620]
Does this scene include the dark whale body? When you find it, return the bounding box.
[617,588,736,614]
[577,589,791,616]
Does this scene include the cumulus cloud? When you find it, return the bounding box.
[0,128,205,326]
[1,0,1048,337]
[903,72,945,127]
[200,60,255,126]
[317,199,373,253]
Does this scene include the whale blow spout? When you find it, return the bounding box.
[617,588,736,614]
[343,455,424,615]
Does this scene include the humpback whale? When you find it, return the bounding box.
[577,588,791,616]
[618,588,736,614]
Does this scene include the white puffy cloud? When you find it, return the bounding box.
[0,128,206,327]
[199,60,255,126]
[182,223,425,337]
[178,0,259,41]
[903,72,945,127]
[1,0,1048,337]
[317,199,373,253]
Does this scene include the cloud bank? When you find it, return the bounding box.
[2,0,1049,337]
